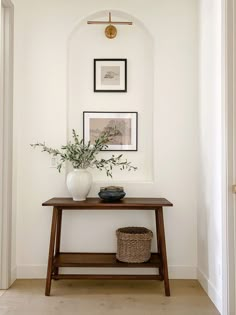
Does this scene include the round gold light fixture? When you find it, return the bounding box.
[87,12,132,40]
[105,24,117,39]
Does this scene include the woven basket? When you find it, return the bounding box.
[116,227,153,263]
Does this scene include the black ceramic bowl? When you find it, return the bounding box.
[98,190,126,202]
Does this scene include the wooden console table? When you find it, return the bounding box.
[42,197,173,296]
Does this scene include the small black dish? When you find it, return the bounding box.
[98,190,126,202]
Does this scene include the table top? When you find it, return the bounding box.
[42,198,173,209]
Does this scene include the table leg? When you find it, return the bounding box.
[155,207,170,296]
[54,209,62,278]
[45,206,58,296]
[155,209,163,280]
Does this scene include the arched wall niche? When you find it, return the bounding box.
[67,10,154,184]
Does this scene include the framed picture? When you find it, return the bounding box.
[94,59,127,92]
[83,111,138,151]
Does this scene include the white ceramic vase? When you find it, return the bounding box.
[66,169,92,201]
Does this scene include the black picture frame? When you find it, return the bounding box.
[94,59,127,92]
[83,111,138,151]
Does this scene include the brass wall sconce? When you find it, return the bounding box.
[87,12,133,39]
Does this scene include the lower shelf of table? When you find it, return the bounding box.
[52,274,162,280]
[53,253,161,268]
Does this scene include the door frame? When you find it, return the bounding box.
[223,0,236,314]
[0,0,14,289]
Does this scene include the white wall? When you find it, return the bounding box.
[13,0,198,280]
[198,0,222,312]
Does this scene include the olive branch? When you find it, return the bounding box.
[31,129,137,177]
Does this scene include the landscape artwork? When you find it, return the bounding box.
[83,112,138,151]
[90,118,131,145]
[101,66,120,86]
[94,59,127,92]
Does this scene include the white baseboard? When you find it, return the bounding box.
[17,264,197,280]
[11,266,17,285]
[197,268,222,313]
[169,265,197,279]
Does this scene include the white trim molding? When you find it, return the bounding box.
[0,0,14,289]
[198,269,222,313]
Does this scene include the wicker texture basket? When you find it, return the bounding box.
[116,227,153,263]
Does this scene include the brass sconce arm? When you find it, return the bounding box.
[87,12,133,39]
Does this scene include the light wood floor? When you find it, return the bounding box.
[0,280,220,315]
